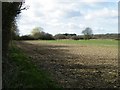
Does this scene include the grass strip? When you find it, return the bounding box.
[3,45,62,89]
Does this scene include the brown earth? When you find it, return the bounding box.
[15,41,119,88]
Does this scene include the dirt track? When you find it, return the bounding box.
[16,41,118,88]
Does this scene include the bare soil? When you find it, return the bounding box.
[16,41,119,88]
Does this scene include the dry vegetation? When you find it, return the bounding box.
[16,40,119,88]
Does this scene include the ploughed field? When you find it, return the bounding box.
[16,40,119,88]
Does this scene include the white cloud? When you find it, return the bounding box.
[17,0,118,35]
[84,8,118,20]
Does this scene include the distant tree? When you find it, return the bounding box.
[19,35,35,40]
[45,33,54,40]
[40,33,54,40]
[31,27,54,40]
[82,27,93,40]
[38,31,45,39]
[31,27,43,39]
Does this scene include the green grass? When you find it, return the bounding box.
[34,39,118,46]
[4,45,62,88]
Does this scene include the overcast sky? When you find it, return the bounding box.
[17,0,118,36]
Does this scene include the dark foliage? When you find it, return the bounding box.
[63,33,76,36]
[71,36,84,40]
[39,33,55,40]
[2,2,24,89]
[19,33,55,40]
[2,2,23,57]
[54,34,67,39]
[93,34,120,40]
[54,33,77,40]
[19,35,35,40]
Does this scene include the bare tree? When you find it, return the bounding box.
[82,27,93,40]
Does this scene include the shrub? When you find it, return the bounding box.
[54,34,67,39]
[115,38,120,40]
[19,35,35,40]
[39,33,55,40]
[71,36,80,40]
[71,36,84,40]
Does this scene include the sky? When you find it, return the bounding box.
[17,0,118,36]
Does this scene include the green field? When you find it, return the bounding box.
[30,39,118,47]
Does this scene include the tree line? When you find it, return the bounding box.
[2,2,25,58]
[2,2,27,88]
[13,27,94,40]
[13,26,119,40]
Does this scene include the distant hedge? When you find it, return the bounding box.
[18,33,119,40]
[93,34,119,39]
[19,33,55,40]
[39,33,55,40]
[71,36,84,40]
[19,35,35,40]
[54,34,67,39]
